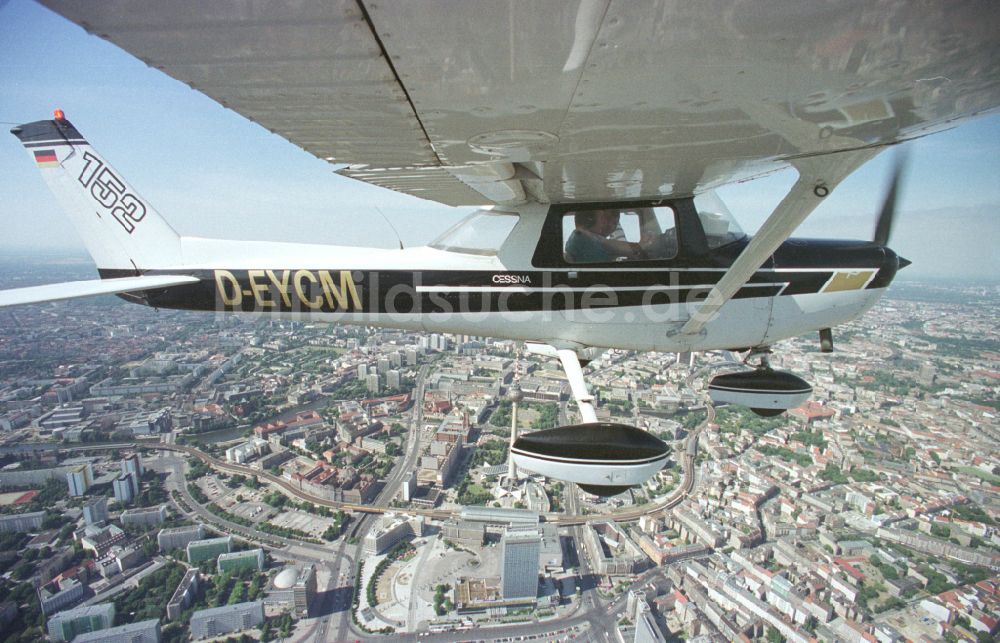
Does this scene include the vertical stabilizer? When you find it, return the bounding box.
[11,113,182,272]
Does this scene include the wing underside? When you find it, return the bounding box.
[39,0,1000,206]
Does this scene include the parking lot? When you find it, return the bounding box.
[270,509,337,537]
[227,499,277,523]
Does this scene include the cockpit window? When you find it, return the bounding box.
[693,191,745,249]
[429,210,519,256]
[562,206,677,264]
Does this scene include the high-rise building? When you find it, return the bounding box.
[506,385,524,484]
[82,497,109,526]
[634,597,667,643]
[65,464,93,497]
[627,590,646,620]
[365,373,380,393]
[500,527,540,602]
[113,472,136,505]
[386,369,401,390]
[293,564,317,617]
[401,470,416,502]
[47,602,115,642]
[428,333,450,352]
[357,364,368,379]
[121,454,143,495]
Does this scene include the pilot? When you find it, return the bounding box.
[565,209,643,263]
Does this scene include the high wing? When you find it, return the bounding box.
[38,1,1000,207]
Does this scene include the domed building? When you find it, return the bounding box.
[265,564,316,616]
[273,567,298,590]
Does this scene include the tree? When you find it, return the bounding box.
[433,584,448,615]
[57,524,75,543]
[264,491,287,509]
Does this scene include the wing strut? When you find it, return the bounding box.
[679,148,881,337]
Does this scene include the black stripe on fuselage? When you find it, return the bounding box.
[97,268,879,316]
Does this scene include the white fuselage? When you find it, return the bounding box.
[141,203,892,353]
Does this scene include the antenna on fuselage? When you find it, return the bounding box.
[373,205,404,250]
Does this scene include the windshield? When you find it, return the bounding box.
[693,191,746,249]
[429,210,519,255]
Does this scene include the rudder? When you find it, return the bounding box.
[11,112,182,272]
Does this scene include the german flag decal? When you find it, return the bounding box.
[33,149,58,168]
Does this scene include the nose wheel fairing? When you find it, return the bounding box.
[708,349,813,417]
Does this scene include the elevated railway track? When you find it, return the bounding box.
[33,404,712,526]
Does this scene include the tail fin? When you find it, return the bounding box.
[11,113,182,272]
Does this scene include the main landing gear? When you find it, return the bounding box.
[509,343,670,497]
[707,348,813,417]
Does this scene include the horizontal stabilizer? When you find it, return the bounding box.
[0,275,200,308]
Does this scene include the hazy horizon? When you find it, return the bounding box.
[1,201,996,283]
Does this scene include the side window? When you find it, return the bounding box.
[562,207,676,264]
[428,210,519,256]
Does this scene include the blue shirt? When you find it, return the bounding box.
[565,230,611,263]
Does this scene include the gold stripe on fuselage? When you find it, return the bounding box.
[823,270,874,293]
[213,269,362,311]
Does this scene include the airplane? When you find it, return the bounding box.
[4,1,1000,495]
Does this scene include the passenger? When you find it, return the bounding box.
[564,209,642,263]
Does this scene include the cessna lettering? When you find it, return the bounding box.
[492,274,531,285]
[214,269,362,311]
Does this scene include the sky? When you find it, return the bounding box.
[1,0,998,281]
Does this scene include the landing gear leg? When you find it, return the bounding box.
[519,342,669,497]
[741,347,786,417]
[524,342,598,423]
[743,345,772,369]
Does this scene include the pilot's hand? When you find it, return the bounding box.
[628,242,648,259]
